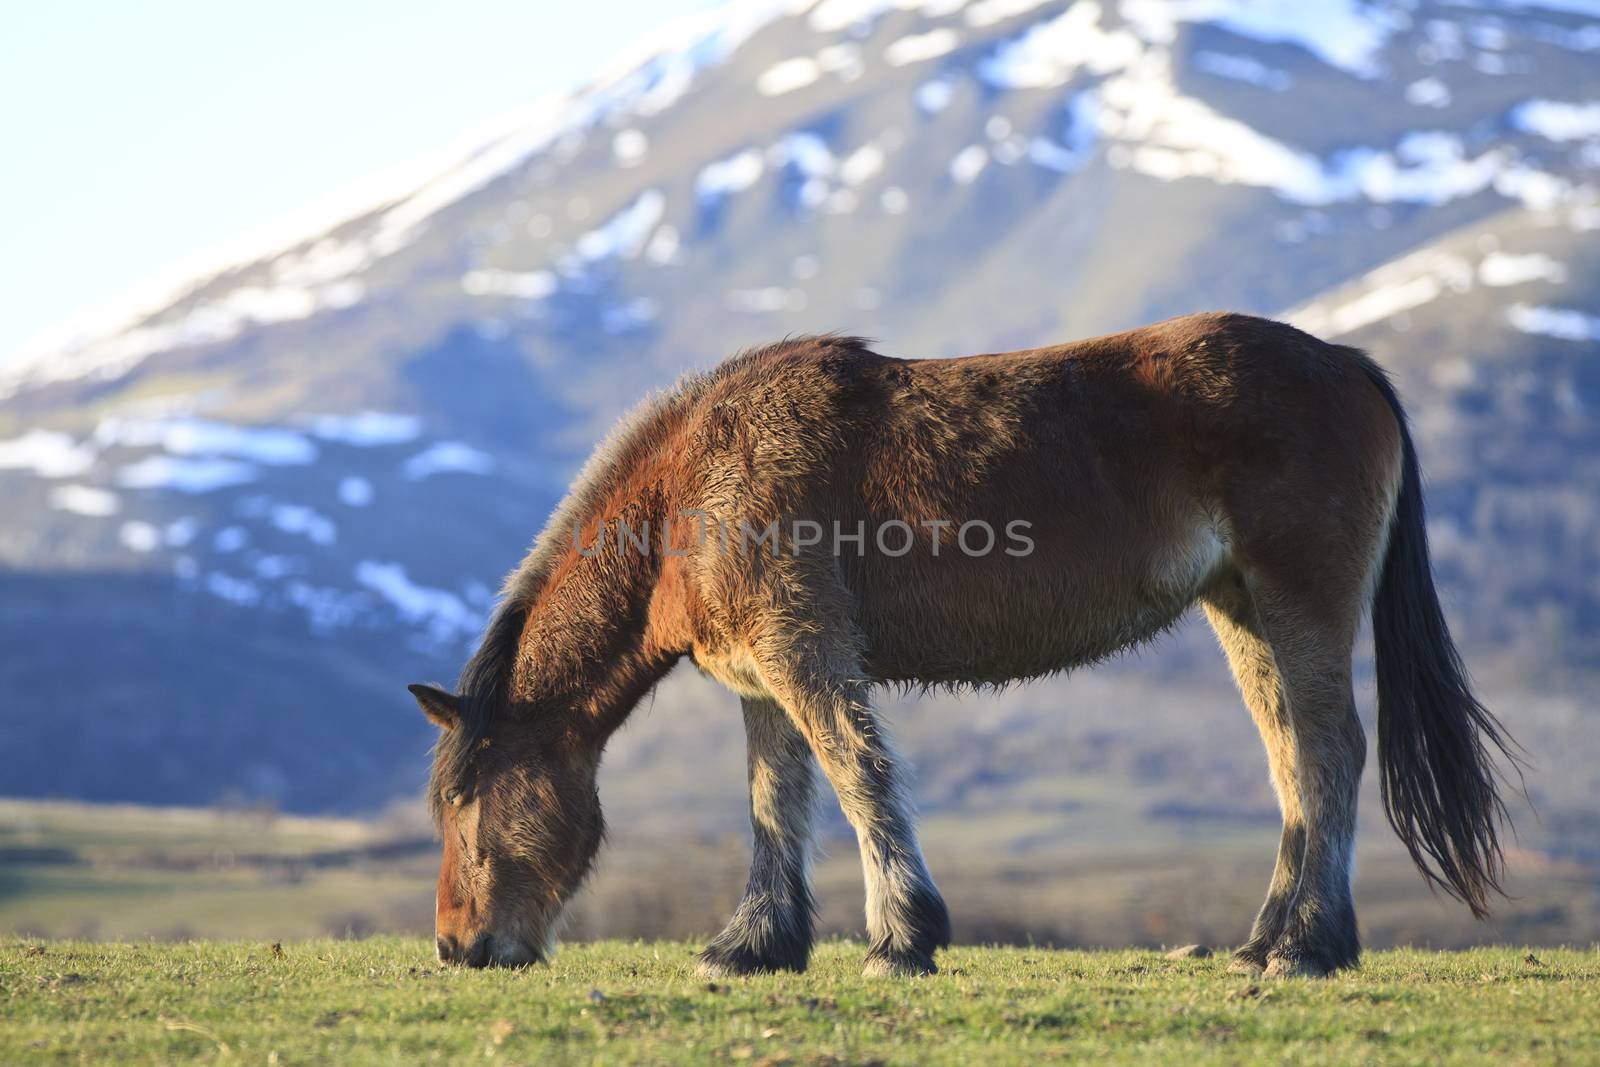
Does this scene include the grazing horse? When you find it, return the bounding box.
[411,312,1513,978]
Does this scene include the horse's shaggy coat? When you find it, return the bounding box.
[414,312,1514,977]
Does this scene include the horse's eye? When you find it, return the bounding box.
[445,788,463,807]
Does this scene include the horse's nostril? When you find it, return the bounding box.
[436,936,456,963]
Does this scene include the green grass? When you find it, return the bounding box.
[3,940,1596,1065]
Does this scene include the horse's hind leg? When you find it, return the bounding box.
[1209,571,1366,977]
[1203,575,1305,974]
[697,695,818,976]
[1260,618,1365,977]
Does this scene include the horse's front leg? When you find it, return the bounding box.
[757,655,951,977]
[696,694,819,976]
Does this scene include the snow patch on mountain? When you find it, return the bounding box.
[164,518,198,547]
[1491,0,1600,18]
[886,28,962,66]
[759,56,823,95]
[1513,99,1600,142]
[1289,244,1580,339]
[51,485,120,517]
[950,144,990,183]
[118,456,259,494]
[698,149,767,201]
[916,76,957,113]
[1405,77,1452,108]
[958,7,1589,211]
[841,141,889,185]
[1098,53,1327,196]
[1025,89,1101,172]
[307,412,423,446]
[119,521,162,552]
[979,2,1142,88]
[402,442,495,480]
[756,38,866,97]
[1097,58,1581,209]
[269,504,338,546]
[1290,248,1475,337]
[808,0,968,34]
[1507,303,1600,342]
[0,430,96,478]
[338,476,375,507]
[727,286,808,313]
[1119,0,1403,79]
[777,131,838,179]
[205,571,262,607]
[965,0,1053,28]
[1479,251,1568,287]
[575,189,667,261]
[355,561,484,645]
[96,417,318,466]
[463,269,560,300]
[1,280,364,401]
[613,128,650,166]
[1193,51,1292,91]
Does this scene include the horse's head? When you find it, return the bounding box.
[410,683,603,968]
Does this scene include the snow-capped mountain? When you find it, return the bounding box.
[2,0,1597,827]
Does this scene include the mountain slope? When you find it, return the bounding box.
[2,0,1597,832]
[1289,201,1600,666]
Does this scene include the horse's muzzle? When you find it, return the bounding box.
[436,932,539,968]
[436,933,489,967]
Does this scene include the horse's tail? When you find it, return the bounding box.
[1361,362,1517,918]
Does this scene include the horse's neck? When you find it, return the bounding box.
[513,535,677,741]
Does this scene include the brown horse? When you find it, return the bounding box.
[410,312,1514,978]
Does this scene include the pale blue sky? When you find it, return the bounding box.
[0,0,717,359]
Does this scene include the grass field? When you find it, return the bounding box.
[3,939,1596,1065]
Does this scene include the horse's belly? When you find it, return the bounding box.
[863,589,1188,685]
[855,521,1227,686]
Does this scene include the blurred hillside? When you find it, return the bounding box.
[5,798,1595,947]
[1,0,1597,894]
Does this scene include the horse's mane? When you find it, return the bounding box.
[427,335,872,816]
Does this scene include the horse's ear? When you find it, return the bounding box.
[409,683,461,731]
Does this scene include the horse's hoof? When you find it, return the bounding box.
[1264,953,1333,979]
[695,946,767,978]
[862,948,937,978]
[694,941,808,978]
[1228,952,1266,976]
[694,952,748,979]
